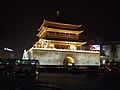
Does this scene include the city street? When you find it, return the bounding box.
[0,72,120,90]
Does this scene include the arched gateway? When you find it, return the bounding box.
[63,56,75,67]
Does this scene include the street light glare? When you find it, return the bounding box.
[4,48,13,51]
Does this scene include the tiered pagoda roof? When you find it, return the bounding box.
[38,19,82,31]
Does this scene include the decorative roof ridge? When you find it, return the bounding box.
[38,19,82,31]
[39,38,87,44]
[38,19,46,31]
[44,19,82,27]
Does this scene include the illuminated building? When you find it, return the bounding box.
[25,19,100,67]
[0,48,14,59]
[103,41,120,61]
[34,20,86,50]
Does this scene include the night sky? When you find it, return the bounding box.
[0,0,120,58]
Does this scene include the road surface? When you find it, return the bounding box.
[0,72,120,90]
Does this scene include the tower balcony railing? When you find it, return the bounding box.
[46,34,79,40]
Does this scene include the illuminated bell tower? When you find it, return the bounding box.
[34,19,86,50]
[26,14,100,67]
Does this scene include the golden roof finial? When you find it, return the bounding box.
[56,10,60,16]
